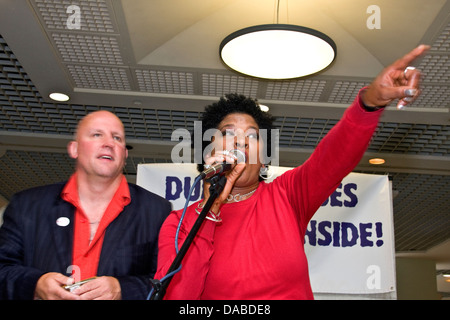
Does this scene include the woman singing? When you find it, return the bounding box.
[154,45,429,299]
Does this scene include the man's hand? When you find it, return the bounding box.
[34,272,79,300]
[362,44,430,109]
[73,276,122,300]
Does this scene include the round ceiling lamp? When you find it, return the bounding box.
[220,24,337,80]
[49,92,70,102]
[369,158,386,165]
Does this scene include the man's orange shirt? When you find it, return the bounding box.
[61,173,131,281]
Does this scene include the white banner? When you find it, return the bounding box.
[137,163,396,295]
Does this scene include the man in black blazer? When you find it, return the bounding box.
[0,111,171,300]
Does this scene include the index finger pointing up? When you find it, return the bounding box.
[390,44,430,70]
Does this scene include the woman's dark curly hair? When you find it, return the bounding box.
[196,93,276,177]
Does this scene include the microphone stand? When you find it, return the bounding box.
[150,174,227,300]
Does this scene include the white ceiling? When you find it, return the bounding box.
[0,0,449,297]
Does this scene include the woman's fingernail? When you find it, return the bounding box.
[404,89,417,97]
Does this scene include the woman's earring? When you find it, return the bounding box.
[259,166,269,180]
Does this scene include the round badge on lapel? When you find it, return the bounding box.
[56,217,70,227]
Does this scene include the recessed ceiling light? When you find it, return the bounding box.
[369,158,386,165]
[259,104,270,112]
[49,92,70,102]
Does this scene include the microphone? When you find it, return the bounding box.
[199,149,246,180]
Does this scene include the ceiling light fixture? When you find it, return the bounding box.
[258,104,270,112]
[219,23,336,80]
[49,92,70,102]
[369,158,386,165]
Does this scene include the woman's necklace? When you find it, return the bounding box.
[226,188,257,203]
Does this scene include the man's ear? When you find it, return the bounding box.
[67,141,78,159]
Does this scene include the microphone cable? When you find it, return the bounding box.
[147,149,244,299]
[146,174,202,300]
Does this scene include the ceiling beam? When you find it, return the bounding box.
[72,88,450,125]
[1,131,448,175]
